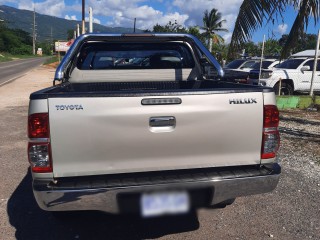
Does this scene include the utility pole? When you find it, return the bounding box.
[82,0,85,34]
[77,24,80,37]
[32,8,36,55]
[50,27,53,43]
[310,29,320,96]
[133,18,136,33]
[89,7,93,33]
[258,35,266,86]
[50,27,53,54]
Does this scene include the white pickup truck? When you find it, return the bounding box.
[248,51,320,95]
[28,33,281,217]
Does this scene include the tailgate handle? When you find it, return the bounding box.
[149,116,176,127]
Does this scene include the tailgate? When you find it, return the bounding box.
[48,92,263,177]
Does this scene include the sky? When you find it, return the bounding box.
[0,0,320,43]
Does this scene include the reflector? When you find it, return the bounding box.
[261,131,280,159]
[28,142,52,173]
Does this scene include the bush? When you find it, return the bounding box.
[9,45,32,55]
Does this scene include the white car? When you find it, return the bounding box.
[248,51,320,95]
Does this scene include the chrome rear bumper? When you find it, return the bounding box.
[33,164,281,213]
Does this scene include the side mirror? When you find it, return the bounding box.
[301,65,310,71]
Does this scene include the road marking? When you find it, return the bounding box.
[0,74,26,87]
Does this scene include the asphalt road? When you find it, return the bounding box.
[0,57,49,86]
[0,67,319,240]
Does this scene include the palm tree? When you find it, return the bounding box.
[228,0,320,58]
[200,8,228,52]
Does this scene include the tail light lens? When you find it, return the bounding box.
[28,113,49,138]
[261,105,280,159]
[28,112,52,173]
[263,105,279,128]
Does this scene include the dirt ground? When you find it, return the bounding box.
[0,66,319,240]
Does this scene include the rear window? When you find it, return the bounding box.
[225,59,246,69]
[251,61,274,69]
[277,59,305,69]
[77,42,195,70]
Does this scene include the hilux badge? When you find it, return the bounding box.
[55,105,84,110]
[229,98,257,104]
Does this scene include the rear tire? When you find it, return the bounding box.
[274,82,293,95]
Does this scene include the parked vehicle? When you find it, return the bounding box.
[248,50,320,95]
[250,59,281,70]
[225,59,259,71]
[28,33,281,217]
[248,59,281,84]
[223,58,260,83]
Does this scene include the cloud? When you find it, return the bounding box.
[277,23,288,35]
[0,0,15,5]
[65,15,77,21]
[85,16,101,24]
[98,0,235,42]
[172,0,243,43]
[17,0,66,17]
[5,0,244,42]
[87,0,189,30]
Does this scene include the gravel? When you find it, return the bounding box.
[279,109,320,181]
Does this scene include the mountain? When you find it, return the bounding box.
[0,5,142,42]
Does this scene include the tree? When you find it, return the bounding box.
[151,23,206,46]
[242,41,260,57]
[153,20,187,33]
[200,8,228,52]
[67,29,74,40]
[263,39,282,56]
[228,0,320,58]
[0,25,32,54]
[187,26,206,44]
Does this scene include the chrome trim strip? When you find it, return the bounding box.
[54,33,224,81]
[28,138,50,143]
[33,172,280,213]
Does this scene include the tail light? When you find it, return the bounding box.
[28,113,52,173]
[261,105,280,159]
[28,113,49,138]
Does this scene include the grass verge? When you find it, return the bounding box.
[43,56,59,65]
[0,52,42,62]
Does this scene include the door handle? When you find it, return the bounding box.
[149,116,176,127]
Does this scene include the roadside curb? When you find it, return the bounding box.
[276,96,320,110]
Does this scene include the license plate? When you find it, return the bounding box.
[141,191,190,217]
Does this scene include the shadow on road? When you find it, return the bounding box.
[279,126,320,142]
[7,170,200,240]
